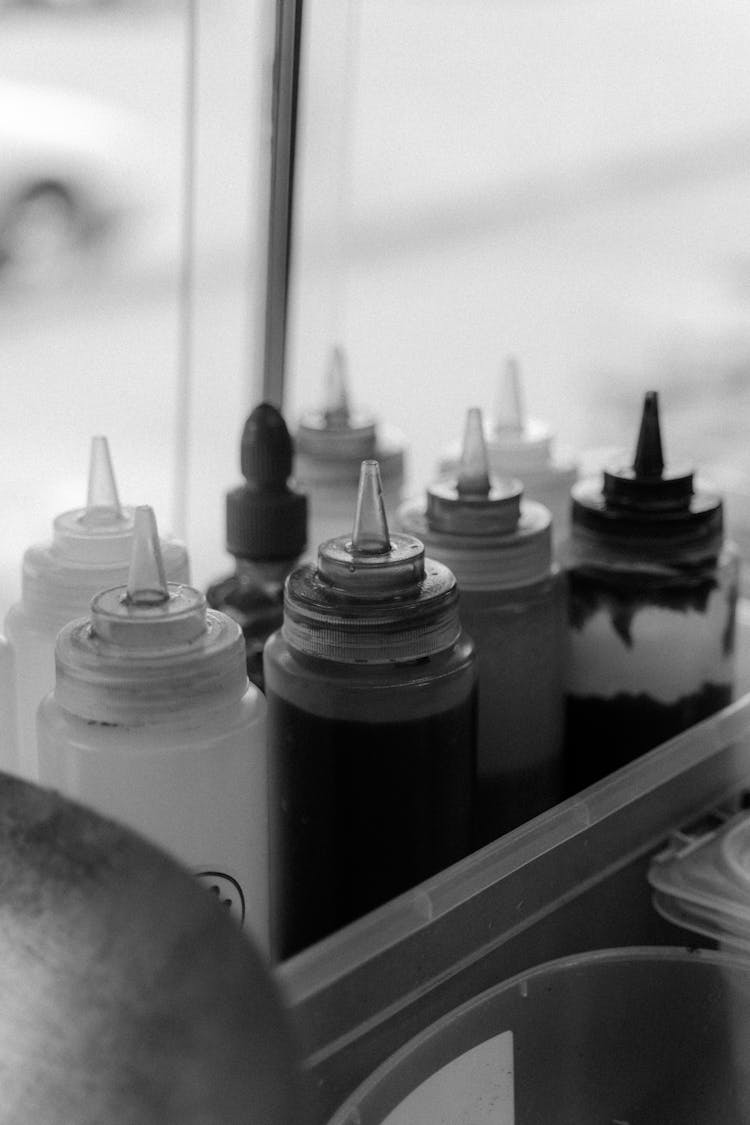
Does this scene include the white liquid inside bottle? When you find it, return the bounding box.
[37,507,268,952]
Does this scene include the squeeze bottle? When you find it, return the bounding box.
[4,436,189,780]
[438,357,578,543]
[400,407,564,844]
[37,507,268,950]
[264,460,476,958]
[207,403,307,692]
[294,347,406,551]
[564,391,739,792]
[0,639,15,770]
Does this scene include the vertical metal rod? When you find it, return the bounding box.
[260,0,304,408]
[173,0,198,540]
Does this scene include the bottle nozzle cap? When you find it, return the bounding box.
[227,403,307,560]
[123,506,169,607]
[323,346,351,429]
[351,460,391,555]
[633,390,665,478]
[427,409,523,535]
[296,347,378,460]
[240,402,293,485]
[91,507,205,646]
[53,435,135,563]
[493,356,525,437]
[80,435,125,528]
[602,391,694,512]
[456,408,491,497]
[318,460,425,593]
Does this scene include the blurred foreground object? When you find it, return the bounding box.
[0,773,301,1124]
[0,79,154,281]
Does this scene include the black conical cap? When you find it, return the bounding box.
[226,403,307,559]
[632,391,665,478]
[602,390,694,512]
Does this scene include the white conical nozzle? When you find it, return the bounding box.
[80,435,124,527]
[123,506,169,606]
[323,346,351,428]
[457,408,491,496]
[351,460,391,555]
[493,356,525,437]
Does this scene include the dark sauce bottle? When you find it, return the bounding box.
[264,459,477,959]
[564,391,739,792]
[206,403,307,691]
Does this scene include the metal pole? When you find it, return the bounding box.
[261,0,304,408]
[173,0,198,540]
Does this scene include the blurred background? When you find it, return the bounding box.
[3,0,750,618]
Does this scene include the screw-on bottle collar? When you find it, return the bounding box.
[53,508,247,723]
[283,460,462,663]
[572,391,723,559]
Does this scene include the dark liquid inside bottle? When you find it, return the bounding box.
[268,690,477,959]
[206,575,283,691]
[564,567,737,792]
[565,682,733,792]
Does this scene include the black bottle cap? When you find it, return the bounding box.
[226,403,307,560]
[572,391,723,556]
[602,391,694,512]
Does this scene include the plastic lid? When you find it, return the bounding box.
[572,391,723,557]
[91,507,206,647]
[295,347,378,461]
[602,391,694,511]
[226,403,307,560]
[53,435,136,563]
[54,507,246,722]
[20,438,190,624]
[722,817,750,889]
[648,811,750,944]
[392,410,551,589]
[283,461,461,663]
[489,357,554,468]
[436,359,574,480]
[427,408,523,535]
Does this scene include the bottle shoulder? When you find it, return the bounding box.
[5,601,64,642]
[39,684,265,742]
[263,628,476,722]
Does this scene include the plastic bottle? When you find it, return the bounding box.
[0,639,15,771]
[4,436,190,782]
[37,507,268,951]
[264,459,477,959]
[293,346,406,552]
[563,391,739,792]
[399,407,564,845]
[206,403,307,692]
[437,357,578,544]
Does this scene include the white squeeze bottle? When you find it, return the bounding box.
[438,357,578,544]
[4,436,189,781]
[37,507,268,951]
[294,346,406,553]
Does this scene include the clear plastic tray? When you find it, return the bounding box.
[282,605,750,1123]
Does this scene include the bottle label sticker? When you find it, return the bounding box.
[380,1029,514,1125]
[194,870,246,926]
